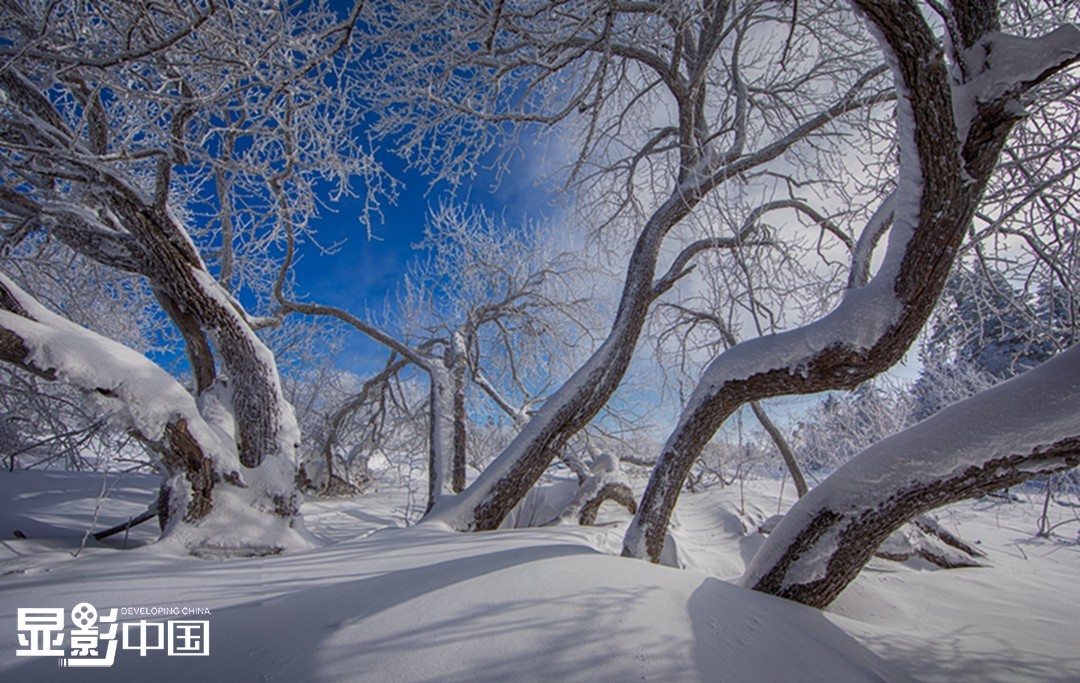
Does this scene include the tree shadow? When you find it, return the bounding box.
[1,536,669,682]
[688,578,919,682]
[850,625,1080,683]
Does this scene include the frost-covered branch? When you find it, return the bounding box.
[743,342,1080,608]
[622,0,1080,563]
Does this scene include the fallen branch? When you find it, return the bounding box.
[92,504,160,541]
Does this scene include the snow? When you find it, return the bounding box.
[954,26,1080,146]
[740,342,1080,596]
[0,277,232,472]
[0,274,310,554]
[2,470,1077,682]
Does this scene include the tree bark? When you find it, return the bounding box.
[743,342,1080,608]
[622,1,1080,564]
[750,401,808,498]
[578,482,637,526]
[427,363,458,511]
[0,63,299,477]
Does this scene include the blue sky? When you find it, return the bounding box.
[288,143,564,374]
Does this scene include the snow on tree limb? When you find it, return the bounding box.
[622,2,1080,564]
[0,270,309,554]
[0,271,229,523]
[742,341,1080,609]
[0,273,210,445]
[959,25,1080,117]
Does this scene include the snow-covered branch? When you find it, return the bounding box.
[622,0,1080,563]
[743,342,1080,608]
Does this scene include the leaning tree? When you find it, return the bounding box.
[368,0,895,531]
[619,0,1080,608]
[0,0,382,554]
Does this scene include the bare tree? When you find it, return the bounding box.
[0,0,378,553]
[621,0,1080,585]
[278,202,590,511]
[369,0,893,530]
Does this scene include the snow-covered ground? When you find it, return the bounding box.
[0,470,1076,682]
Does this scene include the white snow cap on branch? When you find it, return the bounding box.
[954,25,1080,144]
[741,340,1080,592]
[0,272,237,471]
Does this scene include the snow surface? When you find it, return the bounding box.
[1,471,1077,682]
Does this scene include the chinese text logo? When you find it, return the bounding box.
[16,603,209,667]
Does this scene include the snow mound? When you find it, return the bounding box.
[0,471,909,682]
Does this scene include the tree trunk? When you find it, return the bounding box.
[742,342,1080,608]
[450,331,468,494]
[422,208,672,529]
[427,363,459,512]
[577,483,637,526]
[622,2,1080,563]
[0,272,306,555]
[427,330,471,508]
[750,401,808,498]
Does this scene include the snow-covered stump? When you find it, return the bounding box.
[0,273,307,557]
[741,343,1080,609]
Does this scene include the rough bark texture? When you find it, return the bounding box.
[448,197,688,531]
[152,289,217,395]
[156,418,217,525]
[743,336,1080,607]
[114,194,289,470]
[758,513,986,569]
[749,440,1080,608]
[623,0,1080,564]
[578,482,638,526]
[2,277,219,525]
[451,355,468,494]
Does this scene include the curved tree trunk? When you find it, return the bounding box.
[0,272,306,555]
[577,483,637,526]
[742,342,1080,609]
[622,1,1080,563]
[423,203,676,530]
